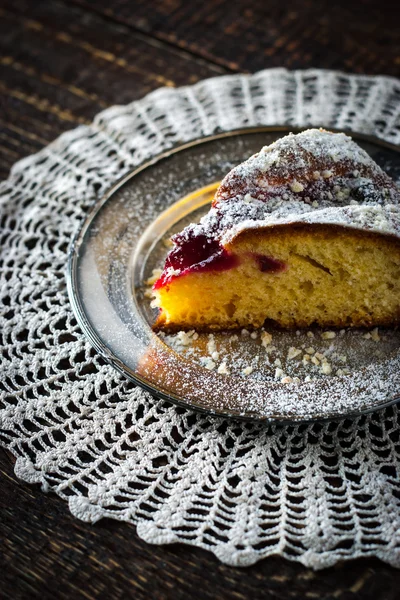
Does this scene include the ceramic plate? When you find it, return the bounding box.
[67,127,400,421]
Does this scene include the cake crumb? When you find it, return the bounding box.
[321,362,332,375]
[322,169,333,178]
[250,331,258,339]
[230,334,239,342]
[211,351,220,361]
[261,331,273,347]
[207,336,216,355]
[203,358,216,370]
[371,327,380,342]
[217,362,230,375]
[145,268,162,286]
[288,347,302,360]
[241,329,250,336]
[176,331,193,346]
[242,366,253,376]
[321,331,336,340]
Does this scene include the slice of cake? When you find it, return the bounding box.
[152,129,400,331]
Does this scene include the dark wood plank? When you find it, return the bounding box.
[1,447,399,600]
[0,0,227,180]
[73,0,400,75]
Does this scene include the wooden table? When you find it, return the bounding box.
[1,1,399,597]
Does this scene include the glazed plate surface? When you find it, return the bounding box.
[67,128,400,421]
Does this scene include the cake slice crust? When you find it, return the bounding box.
[152,129,400,332]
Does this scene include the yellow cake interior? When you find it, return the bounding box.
[153,225,400,330]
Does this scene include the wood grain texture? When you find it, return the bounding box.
[1,448,399,600]
[1,0,400,596]
[74,0,400,74]
[0,0,226,179]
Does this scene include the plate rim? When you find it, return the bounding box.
[67,125,400,423]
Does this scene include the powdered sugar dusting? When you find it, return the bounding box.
[168,129,400,252]
[145,323,400,419]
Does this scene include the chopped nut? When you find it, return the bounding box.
[307,331,315,338]
[305,347,315,354]
[322,170,333,178]
[250,331,258,339]
[211,351,220,361]
[311,356,320,366]
[274,358,282,368]
[312,171,321,180]
[275,367,285,379]
[281,376,294,384]
[290,180,304,193]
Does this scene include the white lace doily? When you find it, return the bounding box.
[1,68,400,569]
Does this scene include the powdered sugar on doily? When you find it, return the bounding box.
[1,69,400,569]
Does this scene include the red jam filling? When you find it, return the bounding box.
[153,234,287,290]
[153,234,239,289]
[251,253,287,273]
